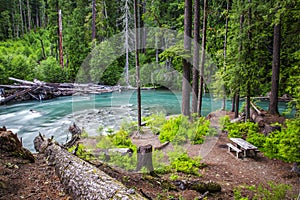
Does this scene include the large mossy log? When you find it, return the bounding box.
[34,134,145,200]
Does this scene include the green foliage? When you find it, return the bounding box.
[168,146,202,176]
[143,112,167,135]
[107,152,137,171]
[120,119,138,134]
[159,115,189,144]
[234,181,292,200]
[223,120,259,139]
[80,129,89,138]
[96,135,114,149]
[246,131,266,149]
[108,128,136,150]
[35,57,68,83]
[220,116,231,131]
[96,128,136,152]
[159,115,212,145]
[68,144,94,161]
[152,150,169,174]
[264,118,300,163]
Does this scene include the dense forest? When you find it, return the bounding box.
[0,0,299,116]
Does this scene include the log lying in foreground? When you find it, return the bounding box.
[34,134,145,200]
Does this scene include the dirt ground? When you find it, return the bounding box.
[0,111,299,199]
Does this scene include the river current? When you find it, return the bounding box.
[0,90,292,152]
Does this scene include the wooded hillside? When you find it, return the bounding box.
[0,0,299,115]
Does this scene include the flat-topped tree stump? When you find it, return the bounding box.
[33,134,145,200]
[136,144,154,172]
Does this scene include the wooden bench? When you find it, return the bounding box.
[227,143,242,159]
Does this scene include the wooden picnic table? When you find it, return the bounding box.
[229,138,259,158]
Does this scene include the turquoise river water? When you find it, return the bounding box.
[0,90,293,152]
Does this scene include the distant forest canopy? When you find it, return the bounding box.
[0,0,299,104]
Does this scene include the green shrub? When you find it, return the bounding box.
[234,181,292,200]
[264,118,300,163]
[168,146,202,176]
[142,112,167,135]
[108,128,136,150]
[107,152,137,171]
[220,115,231,131]
[246,131,266,149]
[153,150,170,174]
[190,117,212,144]
[68,144,94,161]
[159,115,190,144]
[224,120,259,138]
[159,115,211,145]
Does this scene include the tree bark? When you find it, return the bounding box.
[34,134,145,199]
[234,92,239,118]
[92,0,96,41]
[136,144,154,172]
[58,9,64,68]
[19,0,24,36]
[192,0,200,114]
[269,23,281,115]
[231,93,235,112]
[197,0,208,116]
[134,0,142,128]
[27,0,31,31]
[182,0,192,117]
[245,0,252,120]
[222,0,230,111]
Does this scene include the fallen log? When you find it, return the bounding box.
[0,87,35,104]
[34,134,145,199]
[250,107,265,127]
[250,101,264,116]
[154,141,169,150]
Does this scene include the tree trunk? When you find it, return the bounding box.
[192,0,200,114]
[182,0,192,117]
[269,23,281,115]
[27,0,31,31]
[136,144,154,172]
[33,134,144,199]
[222,0,230,111]
[245,0,252,120]
[19,0,24,36]
[197,0,208,116]
[134,0,142,128]
[231,93,235,112]
[234,92,239,118]
[58,9,64,68]
[92,0,96,41]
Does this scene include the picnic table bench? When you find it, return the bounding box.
[227,138,259,159]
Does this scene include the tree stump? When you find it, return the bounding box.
[136,144,154,172]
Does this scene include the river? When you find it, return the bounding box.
[0,90,293,152]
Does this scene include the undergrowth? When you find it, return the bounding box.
[233,181,293,200]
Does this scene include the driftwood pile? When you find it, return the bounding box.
[0,77,115,105]
[34,133,145,200]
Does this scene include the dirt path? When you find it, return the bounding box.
[0,153,72,200]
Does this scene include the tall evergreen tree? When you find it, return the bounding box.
[182,0,192,117]
[192,0,200,114]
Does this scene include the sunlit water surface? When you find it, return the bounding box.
[0,90,293,152]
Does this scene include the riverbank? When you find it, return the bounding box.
[0,111,299,199]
